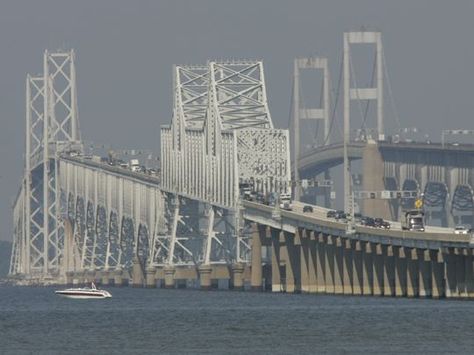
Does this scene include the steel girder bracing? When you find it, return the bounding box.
[160,60,290,267]
[10,50,81,280]
[161,60,291,206]
[154,193,250,267]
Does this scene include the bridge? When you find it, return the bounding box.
[8,31,474,299]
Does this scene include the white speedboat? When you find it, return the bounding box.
[55,282,112,299]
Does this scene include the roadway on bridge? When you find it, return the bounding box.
[290,200,455,235]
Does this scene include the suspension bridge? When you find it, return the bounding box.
[8,31,474,298]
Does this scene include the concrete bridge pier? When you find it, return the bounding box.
[324,235,335,294]
[250,224,263,291]
[431,249,445,298]
[307,231,318,293]
[199,265,212,290]
[406,248,419,297]
[271,229,282,292]
[456,250,466,297]
[465,251,474,298]
[299,230,310,293]
[132,257,145,287]
[72,272,82,286]
[352,241,363,295]
[445,248,458,298]
[418,249,432,298]
[84,270,95,286]
[383,245,395,297]
[232,263,245,290]
[394,247,407,297]
[372,244,383,296]
[100,270,110,286]
[145,266,157,288]
[65,271,74,287]
[315,234,326,293]
[362,242,373,295]
[164,266,176,289]
[342,239,353,295]
[113,269,124,287]
[281,232,299,293]
[333,237,344,294]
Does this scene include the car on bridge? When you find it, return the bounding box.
[334,210,347,220]
[326,210,336,218]
[360,216,376,227]
[374,218,390,229]
[454,225,471,235]
[303,205,313,213]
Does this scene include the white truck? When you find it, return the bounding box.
[279,192,292,210]
[401,209,425,232]
[130,159,140,172]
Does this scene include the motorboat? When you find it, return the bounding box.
[55,282,112,299]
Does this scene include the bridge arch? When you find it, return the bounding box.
[451,184,474,226]
[423,181,449,226]
[401,179,419,210]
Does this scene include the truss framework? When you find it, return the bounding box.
[10,50,80,278]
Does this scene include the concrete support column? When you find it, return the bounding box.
[394,247,407,297]
[315,233,326,293]
[456,250,467,298]
[199,264,212,290]
[324,235,335,294]
[418,249,432,298]
[271,229,282,292]
[65,271,74,287]
[465,251,474,298]
[299,230,310,293]
[164,265,176,289]
[430,249,445,299]
[113,269,124,287]
[352,241,363,295]
[343,239,353,295]
[333,237,344,294]
[307,231,318,293]
[445,248,458,298]
[72,272,82,287]
[383,245,395,297]
[131,256,144,288]
[406,248,419,297]
[250,224,263,291]
[362,242,373,295]
[94,271,103,286]
[145,266,156,288]
[85,270,95,286]
[232,263,245,290]
[101,271,110,286]
[372,243,383,296]
[285,232,299,293]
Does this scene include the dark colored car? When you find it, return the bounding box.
[303,205,313,213]
[361,216,376,227]
[374,218,391,229]
[326,210,336,218]
[334,210,347,220]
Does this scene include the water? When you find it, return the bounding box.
[1,286,474,354]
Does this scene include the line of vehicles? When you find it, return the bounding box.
[65,150,159,176]
[325,210,391,229]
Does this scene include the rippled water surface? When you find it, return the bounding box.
[1,286,474,354]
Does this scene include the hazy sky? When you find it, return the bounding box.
[1,0,474,240]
